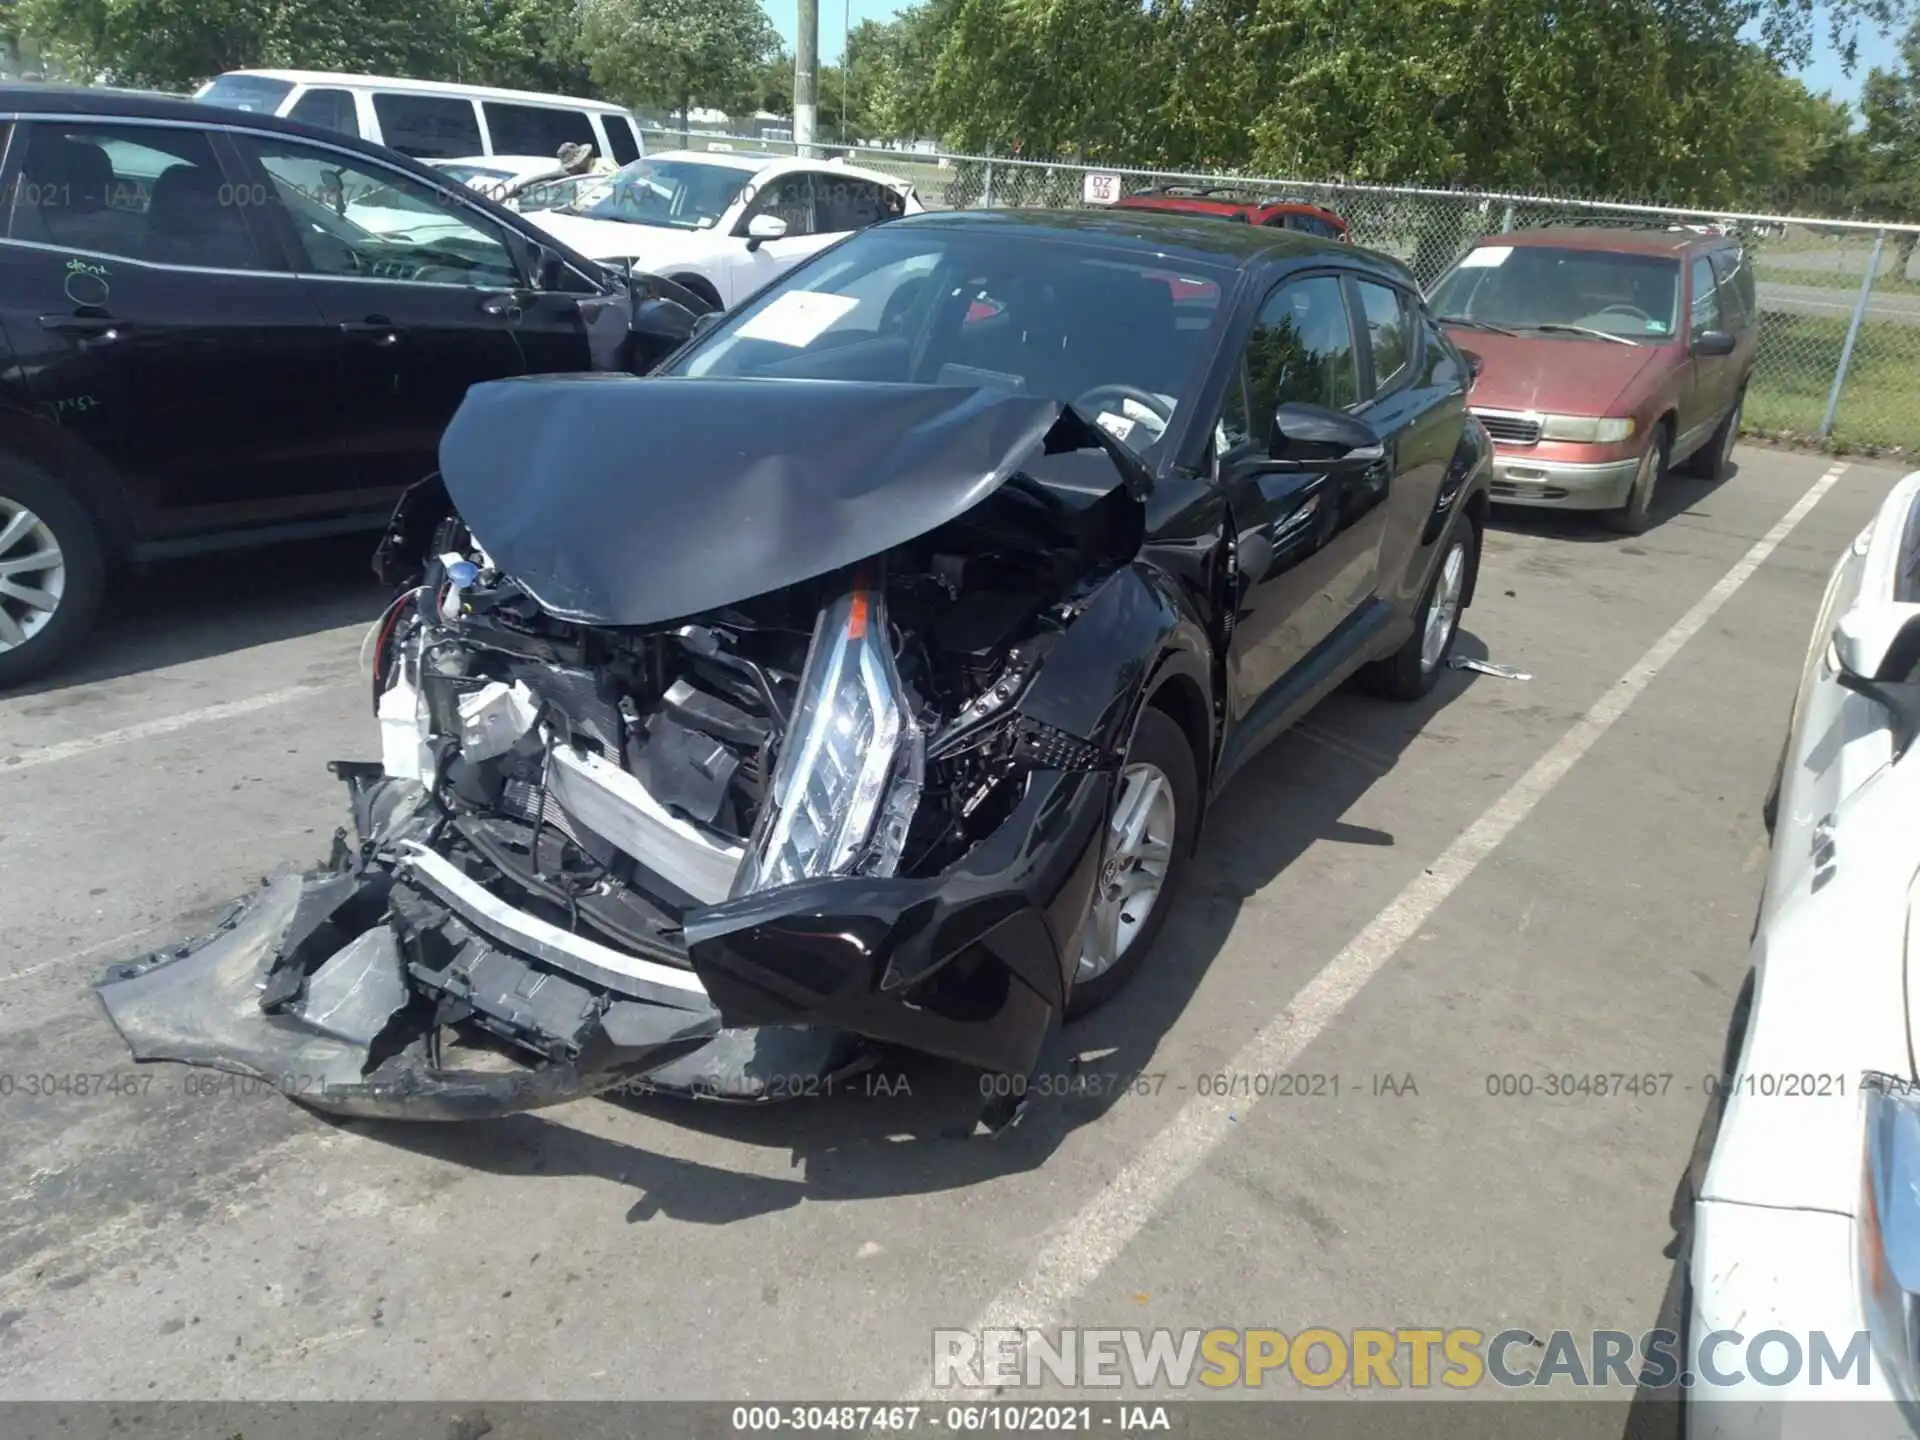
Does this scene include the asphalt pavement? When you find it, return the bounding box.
[0,446,1906,1404]
[1759,279,1920,325]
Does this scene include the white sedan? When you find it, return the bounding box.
[508,149,924,311]
[1689,469,1920,1436]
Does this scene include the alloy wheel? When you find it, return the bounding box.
[1420,540,1468,674]
[0,498,65,653]
[1076,761,1178,982]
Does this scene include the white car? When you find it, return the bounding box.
[510,149,924,310]
[429,154,593,202]
[1688,470,1920,1435]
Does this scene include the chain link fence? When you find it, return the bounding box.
[639,129,1920,456]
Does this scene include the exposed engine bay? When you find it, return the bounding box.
[96,376,1168,1124]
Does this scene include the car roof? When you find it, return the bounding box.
[641,148,912,190]
[202,70,635,112]
[1492,226,1729,255]
[1119,192,1344,222]
[891,206,1409,282]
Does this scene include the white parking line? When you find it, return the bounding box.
[916,461,1849,1397]
[2,681,333,775]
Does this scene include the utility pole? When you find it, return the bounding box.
[795,0,819,155]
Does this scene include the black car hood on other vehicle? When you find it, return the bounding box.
[437,375,1142,627]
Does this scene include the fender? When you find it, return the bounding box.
[0,403,140,556]
[1015,561,1215,760]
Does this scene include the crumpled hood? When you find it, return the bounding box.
[437,375,1079,627]
[520,211,719,266]
[1444,327,1668,414]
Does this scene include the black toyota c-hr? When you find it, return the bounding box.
[0,85,709,687]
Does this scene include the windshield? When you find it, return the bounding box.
[196,75,294,114]
[433,162,517,186]
[560,158,754,229]
[671,227,1228,455]
[1429,245,1682,341]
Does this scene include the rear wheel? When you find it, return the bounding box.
[1065,706,1198,1019]
[0,454,106,690]
[1357,520,1477,701]
[1604,425,1670,536]
[1689,386,1744,482]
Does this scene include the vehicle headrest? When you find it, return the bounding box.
[25,135,112,210]
[147,164,224,236]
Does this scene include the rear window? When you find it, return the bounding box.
[196,75,294,114]
[482,102,596,160]
[372,93,482,159]
[605,116,641,165]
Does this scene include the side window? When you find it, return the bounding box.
[1688,255,1722,338]
[287,88,359,138]
[483,103,596,160]
[1709,249,1751,330]
[235,136,521,287]
[814,176,905,233]
[1220,274,1361,450]
[371,94,483,159]
[1353,279,1414,392]
[750,174,814,237]
[5,121,264,270]
[604,116,641,166]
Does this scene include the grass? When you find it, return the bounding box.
[1744,311,1920,452]
[1753,262,1920,296]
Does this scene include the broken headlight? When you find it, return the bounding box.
[733,583,924,896]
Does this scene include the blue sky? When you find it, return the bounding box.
[767,0,1907,108]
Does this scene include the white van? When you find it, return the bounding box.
[193,70,647,168]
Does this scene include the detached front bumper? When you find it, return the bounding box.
[1488,450,1640,511]
[97,764,1109,1122]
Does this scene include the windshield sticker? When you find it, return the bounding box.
[1095,411,1138,443]
[1459,246,1512,268]
[734,291,861,347]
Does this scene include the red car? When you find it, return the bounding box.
[1427,225,1758,534]
[1114,186,1351,241]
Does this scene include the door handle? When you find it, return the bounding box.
[340,317,401,345]
[478,293,524,320]
[40,312,123,337]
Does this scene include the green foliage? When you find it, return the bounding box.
[579,0,779,116]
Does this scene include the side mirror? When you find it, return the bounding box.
[744,213,788,251]
[1268,402,1384,469]
[1692,329,1737,357]
[1834,601,1920,759]
[1459,348,1484,385]
[632,295,699,343]
[691,311,721,336]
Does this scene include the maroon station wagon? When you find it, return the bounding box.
[1426,226,1757,534]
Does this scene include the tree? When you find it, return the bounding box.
[579,0,778,126]
[1860,16,1920,276]
[13,0,470,90]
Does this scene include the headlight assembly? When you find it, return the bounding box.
[732,581,924,896]
[1861,1073,1920,1401]
[1528,414,1635,443]
[1539,414,1636,444]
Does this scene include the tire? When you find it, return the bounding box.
[1604,424,1670,536]
[0,453,107,690]
[1064,705,1199,1019]
[1688,385,1744,482]
[1356,518,1477,701]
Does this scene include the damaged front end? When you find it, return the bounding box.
[100,377,1154,1123]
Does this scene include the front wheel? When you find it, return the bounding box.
[1065,706,1198,1019]
[1357,520,1477,701]
[1604,426,1670,536]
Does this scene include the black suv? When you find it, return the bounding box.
[0,86,707,686]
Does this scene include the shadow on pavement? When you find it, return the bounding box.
[1487,459,1741,547]
[346,630,1499,1219]
[0,531,388,701]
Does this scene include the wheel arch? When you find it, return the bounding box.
[0,405,136,559]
